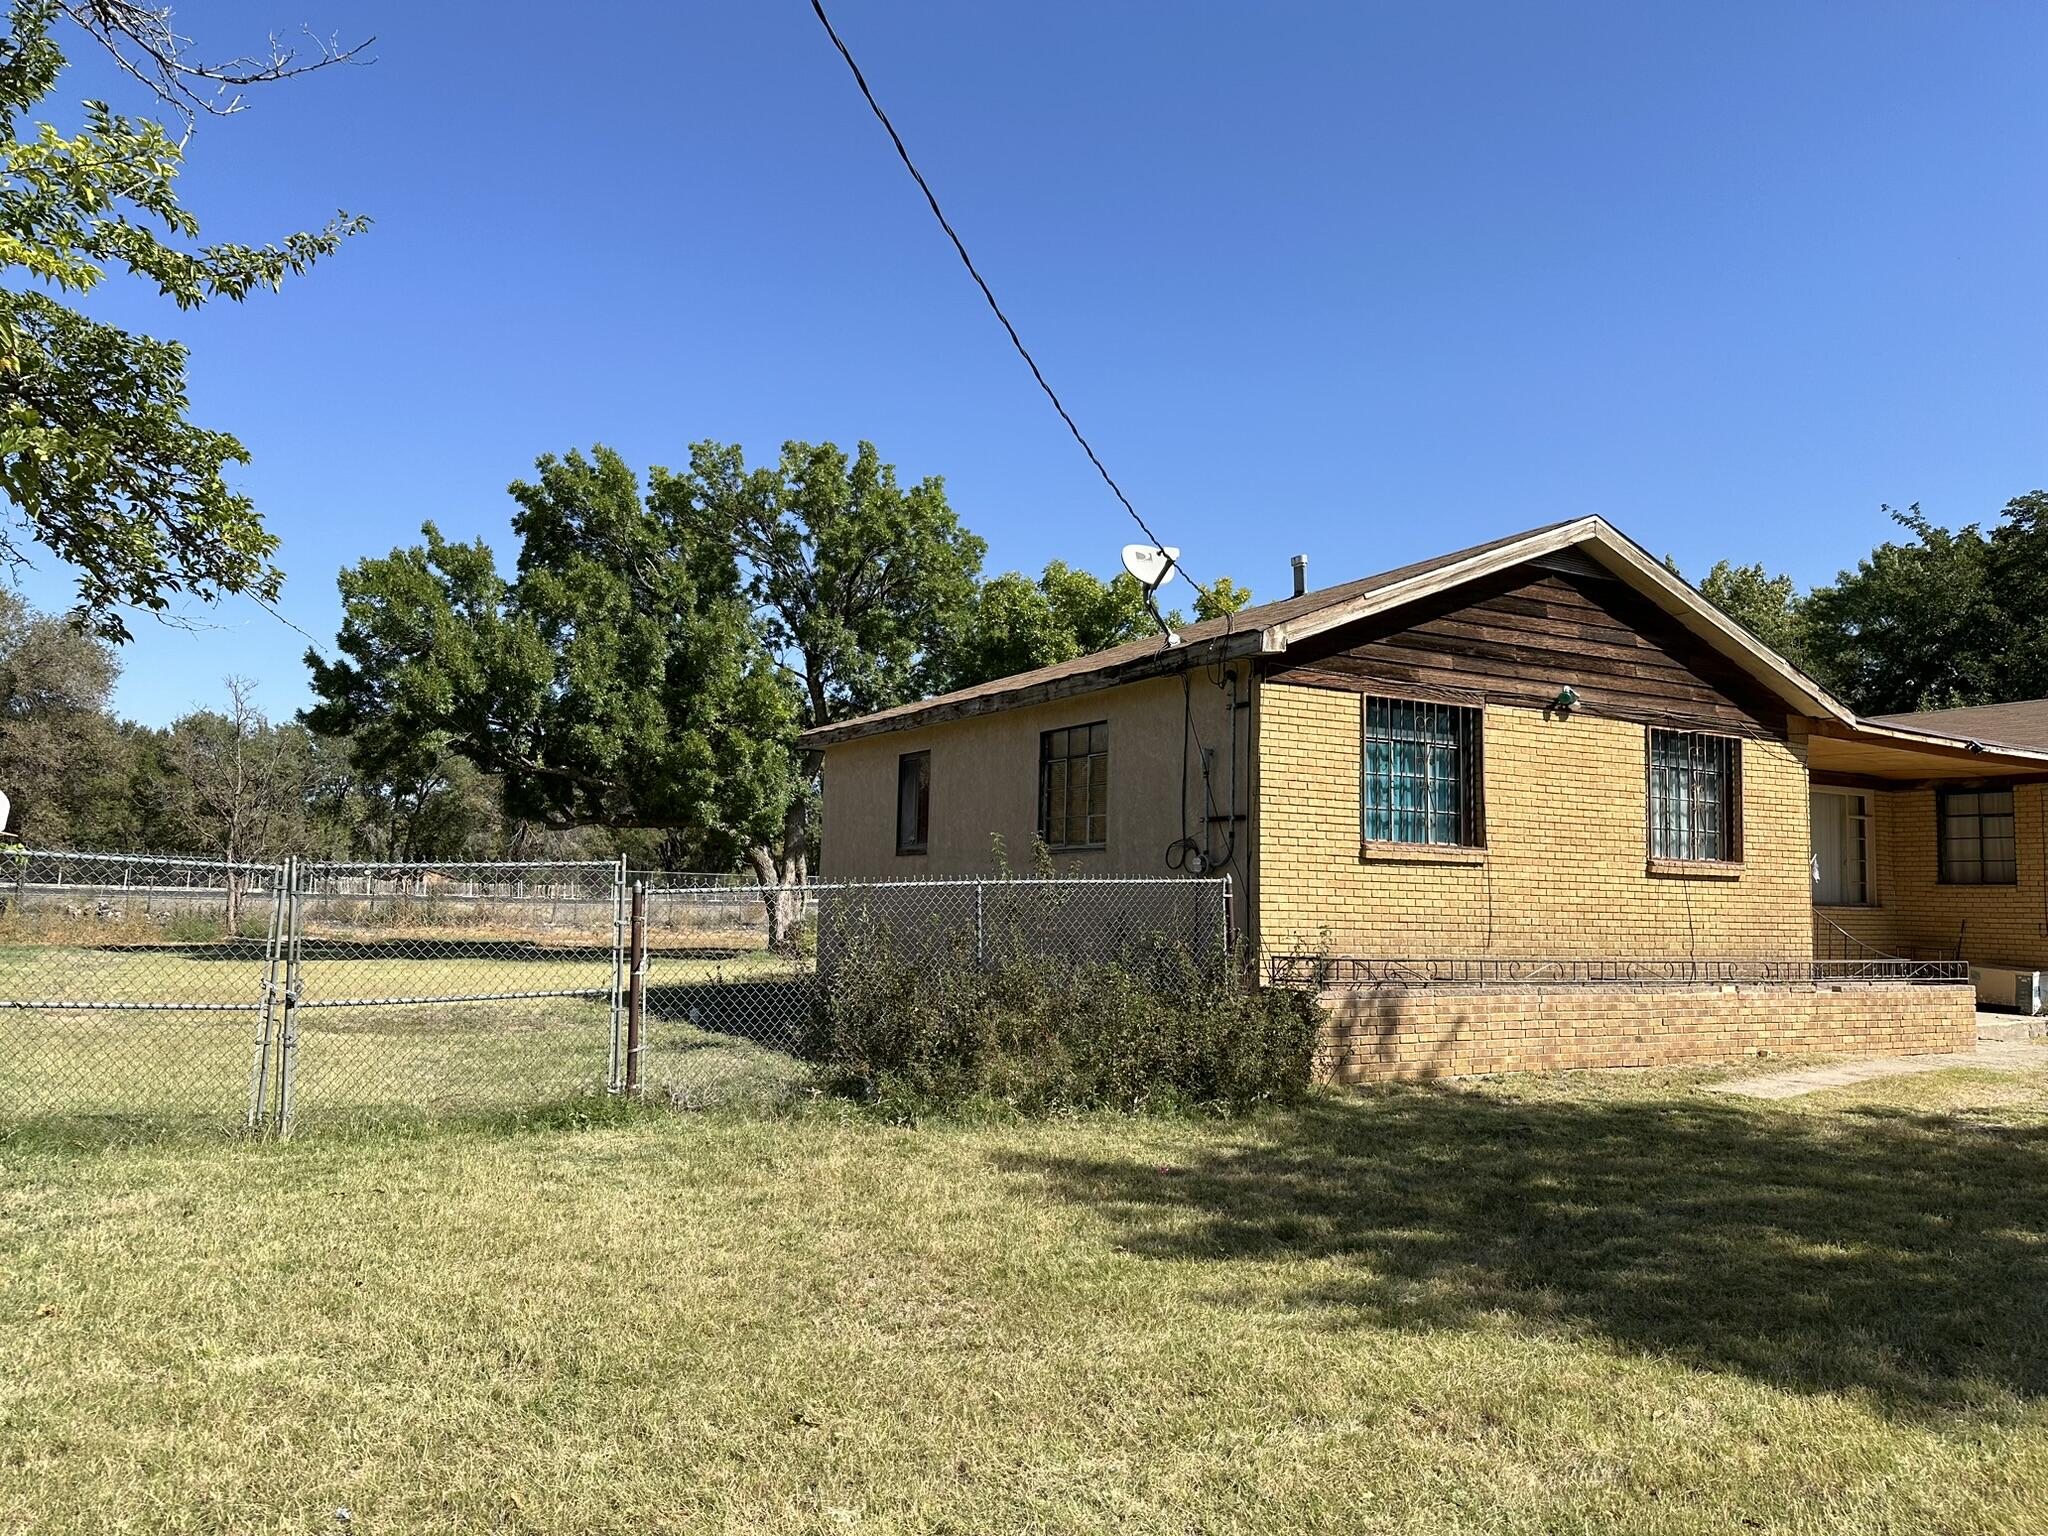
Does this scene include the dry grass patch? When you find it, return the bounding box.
[2,1066,2046,1532]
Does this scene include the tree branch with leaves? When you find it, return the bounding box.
[0,0,367,640]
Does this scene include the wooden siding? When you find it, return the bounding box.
[1266,563,1791,738]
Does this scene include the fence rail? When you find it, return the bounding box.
[1269,954,1974,987]
[0,847,1231,1135]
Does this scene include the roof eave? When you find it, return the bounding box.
[795,624,1272,750]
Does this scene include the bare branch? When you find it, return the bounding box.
[57,2,375,124]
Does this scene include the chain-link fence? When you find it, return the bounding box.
[631,876,1234,1108]
[0,848,285,1129]
[0,848,1232,1134]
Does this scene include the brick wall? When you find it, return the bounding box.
[1254,684,1813,960]
[1315,982,1977,1082]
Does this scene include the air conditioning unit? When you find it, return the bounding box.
[1969,965,2047,1016]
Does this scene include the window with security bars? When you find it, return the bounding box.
[1362,697,1484,847]
[1938,787,2016,885]
[1039,722,1107,849]
[1647,729,1740,862]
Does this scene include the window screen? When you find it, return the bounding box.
[1938,787,2016,885]
[1039,723,1107,849]
[1362,698,1484,847]
[1648,730,1740,862]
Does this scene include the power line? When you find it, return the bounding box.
[805,0,1221,611]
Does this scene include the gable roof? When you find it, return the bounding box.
[798,516,1856,749]
[1868,698,2048,753]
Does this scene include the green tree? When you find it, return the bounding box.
[0,1,367,639]
[1801,506,1999,714]
[0,582,132,843]
[303,446,804,934]
[653,439,988,916]
[940,560,1166,687]
[155,676,314,920]
[1192,575,1253,622]
[1691,560,1815,674]
[1981,490,2048,703]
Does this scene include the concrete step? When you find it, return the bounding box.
[1976,1012,2047,1044]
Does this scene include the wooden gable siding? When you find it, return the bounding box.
[1264,562,1792,738]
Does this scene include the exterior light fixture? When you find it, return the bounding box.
[1551,686,1580,717]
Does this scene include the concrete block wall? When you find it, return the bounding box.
[1255,684,1814,961]
[1315,982,1977,1082]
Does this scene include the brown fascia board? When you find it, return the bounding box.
[795,625,1272,750]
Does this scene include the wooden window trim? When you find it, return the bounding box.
[895,750,930,855]
[1038,721,1108,851]
[1936,784,2018,886]
[1810,787,1874,907]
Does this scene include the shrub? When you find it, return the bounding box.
[812,921,1319,1117]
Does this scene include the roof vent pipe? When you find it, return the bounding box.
[1291,554,1308,597]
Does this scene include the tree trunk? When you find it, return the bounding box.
[746,794,810,952]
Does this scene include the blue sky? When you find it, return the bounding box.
[21,1,2047,725]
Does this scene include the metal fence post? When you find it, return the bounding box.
[1220,873,1234,976]
[276,856,303,1138]
[246,860,288,1132]
[975,880,986,969]
[625,881,647,1097]
[608,858,627,1094]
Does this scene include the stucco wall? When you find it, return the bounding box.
[817,667,1250,899]
[1254,683,1814,961]
[1815,784,2048,968]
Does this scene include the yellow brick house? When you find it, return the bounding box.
[801,517,2042,1079]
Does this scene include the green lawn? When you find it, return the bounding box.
[3,1062,2046,1533]
[0,941,809,1128]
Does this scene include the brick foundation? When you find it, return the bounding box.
[1315,982,1977,1083]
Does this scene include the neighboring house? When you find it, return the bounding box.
[800,517,2030,1078]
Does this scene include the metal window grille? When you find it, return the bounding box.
[1039,722,1108,849]
[1938,787,2017,885]
[1362,697,1483,846]
[1648,729,1739,862]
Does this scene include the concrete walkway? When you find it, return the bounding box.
[1707,1027,2048,1101]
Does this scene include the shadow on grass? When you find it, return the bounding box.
[644,976,818,1054]
[1002,1087,2048,1418]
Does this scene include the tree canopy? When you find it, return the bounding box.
[1680,493,2048,715]
[304,448,797,866]
[0,0,365,639]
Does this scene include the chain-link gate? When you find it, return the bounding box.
[0,848,286,1128]
[259,859,628,1132]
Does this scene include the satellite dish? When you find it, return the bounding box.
[0,791,11,835]
[1120,544,1180,591]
